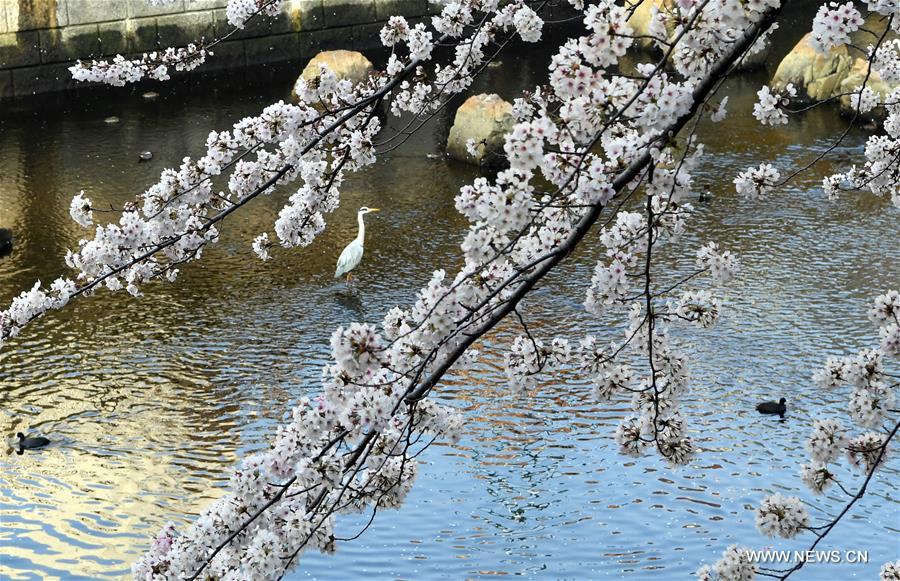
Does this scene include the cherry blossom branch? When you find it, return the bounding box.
[70,0,284,85]
[758,419,899,580]
[405,5,783,405]
[776,14,894,188]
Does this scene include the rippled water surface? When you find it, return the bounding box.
[1,24,899,581]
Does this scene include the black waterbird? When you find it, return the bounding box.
[16,432,50,451]
[756,397,787,417]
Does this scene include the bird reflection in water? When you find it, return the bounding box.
[334,289,365,316]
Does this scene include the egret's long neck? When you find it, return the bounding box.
[356,212,366,245]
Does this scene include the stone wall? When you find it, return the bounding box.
[0,0,441,100]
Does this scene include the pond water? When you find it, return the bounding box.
[1,19,899,581]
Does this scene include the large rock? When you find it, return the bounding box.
[446,94,515,167]
[626,0,673,49]
[771,33,855,102]
[625,0,764,69]
[839,57,899,117]
[772,12,899,105]
[292,50,374,100]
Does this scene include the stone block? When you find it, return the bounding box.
[67,0,126,24]
[0,69,12,99]
[126,0,184,18]
[289,0,323,31]
[6,0,68,30]
[98,20,127,55]
[0,30,41,67]
[190,0,228,9]
[375,0,426,20]
[299,26,350,56]
[12,61,77,95]
[351,21,382,51]
[39,22,99,63]
[244,31,298,66]
[202,36,242,71]
[56,0,70,27]
[157,11,214,47]
[125,15,157,52]
[322,0,376,28]
[212,6,294,40]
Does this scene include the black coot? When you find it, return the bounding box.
[16,432,50,450]
[756,397,787,416]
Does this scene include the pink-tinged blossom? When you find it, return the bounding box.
[380,16,410,46]
[69,191,93,228]
[753,84,794,125]
[734,163,780,198]
[800,462,837,494]
[882,560,900,581]
[756,493,809,538]
[806,418,847,463]
[810,2,863,53]
[512,5,543,42]
[846,432,890,472]
[696,544,757,581]
[696,242,739,285]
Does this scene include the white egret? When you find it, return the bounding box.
[335,206,380,284]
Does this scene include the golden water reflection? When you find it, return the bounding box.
[1,15,899,580]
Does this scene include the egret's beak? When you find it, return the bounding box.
[368,208,381,213]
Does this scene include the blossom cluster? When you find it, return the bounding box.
[226,0,284,28]
[812,16,900,207]
[746,12,900,561]
[69,0,284,87]
[646,0,780,79]
[811,292,897,430]
[746,291,897,572]
[70,45,211,86]
[810,1,863,52]
[5,0,557,348]
[753,84,795,125]
[703,4,900,577]
[133,1,791,577]
[823,85,900,207]
[733,163,780,198]
[19,0,895,579]
[755,493,810,539]
[883,560,900,580]
[696,545,757,581]
[579,144,742,467]
[504,336,574,390]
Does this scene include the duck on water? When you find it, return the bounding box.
[16,432,50,453]
[756,397,787,417]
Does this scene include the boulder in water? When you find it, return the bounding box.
[772,12,898,108]
[292,50,374,102]
[838,57,899,118]
[446,94,515,168]
[771,33,855,102]
[626,0,673,50]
